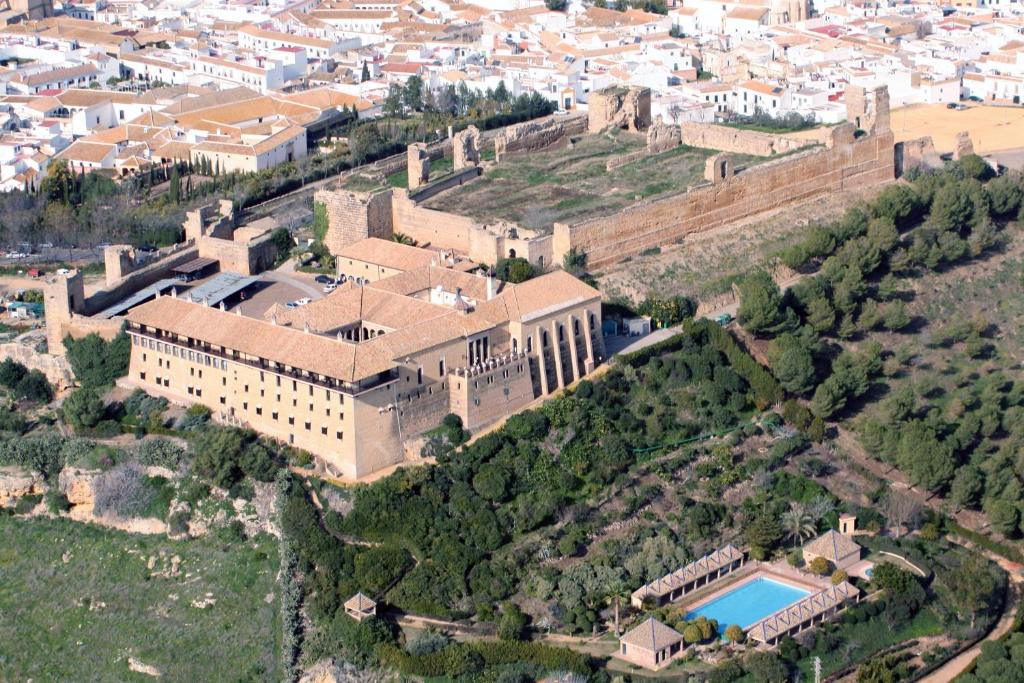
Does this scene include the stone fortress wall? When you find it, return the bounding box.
[551,85,896,268]
[314,86,897,272]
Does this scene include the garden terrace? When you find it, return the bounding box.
[420,130,763,232]
[630,543,745,607]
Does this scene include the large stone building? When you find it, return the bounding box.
[123,238,604,479]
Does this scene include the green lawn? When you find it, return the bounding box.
[0,516,281,682]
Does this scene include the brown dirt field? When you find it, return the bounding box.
[788,103,1024,155]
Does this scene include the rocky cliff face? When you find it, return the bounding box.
[0,466,48,506]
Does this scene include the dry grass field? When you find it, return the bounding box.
[423,129,762,232]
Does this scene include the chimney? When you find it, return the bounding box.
[170,287,177,298]
[236,306,242,316]
[219,301,226,311]
[486,272,494,301]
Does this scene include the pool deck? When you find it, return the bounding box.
[681,563,828,613]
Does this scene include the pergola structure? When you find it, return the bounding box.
[745,581,860,645]
[630,544,745,608]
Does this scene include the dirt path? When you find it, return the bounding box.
[918,551,1022,683]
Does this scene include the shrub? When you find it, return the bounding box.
[168,509,190,535]
[0,357,27,388]
[63,388,105,430]
[136,438,188,469]
[0,405,27,434]
[175,404,212,431]
[93,462,151,519]
[808,556,831,575]
[495,257,535,283]
[45,489,71,514]
[725,623,745,643]
[14,493,42,514]
[14,370,52,403]
[831,569,849,585]
[406,629,452,657]
[0,433,66,479]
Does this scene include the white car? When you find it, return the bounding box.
[56,268,70,275]
[294,298,312,306]
[323,283,337,293]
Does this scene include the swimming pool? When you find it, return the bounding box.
[687,576,812,629]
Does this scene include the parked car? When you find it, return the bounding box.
[946,102,958,109]
[294,298,312,306]
[323,283,337,293]
[56,268,70,275]
[36,243,53,249]
[284,301,299,310]
[314,274,333,284]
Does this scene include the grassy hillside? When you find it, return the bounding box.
[0,516,280,682]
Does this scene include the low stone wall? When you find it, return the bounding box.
[554,128,895,267]
[680,122,807,156]
[605,149,649,172]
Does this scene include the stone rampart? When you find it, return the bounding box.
[553,129,895,267]
[680,122,807,156]
[390,190,475,251]
[588,86,652,133]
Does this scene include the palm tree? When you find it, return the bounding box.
[392,232,416,246]
[806,494,835,526]
[781,503,816,548]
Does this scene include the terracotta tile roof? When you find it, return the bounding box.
[336,237,439,272]
[803,530,860,561]
[620,617,683,651]
[57,140,115,164]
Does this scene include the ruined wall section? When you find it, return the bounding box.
[554,127,895,267]
[390,189,474,251]
[679,122,807,156]
[587,86,652,133]
[494,114,587,160]
[317,187,394,255]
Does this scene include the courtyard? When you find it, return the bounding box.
[421,130,763,232]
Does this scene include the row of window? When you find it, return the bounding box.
[139,371,345,441]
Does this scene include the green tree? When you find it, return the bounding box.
[63,332,131,389]
[497,602,528,641]
[949,464,984,510]
[745,512,783,559]
[62,388,105,430]
[495,257,535,283]
[737,270,791,336]
[192,427,250,488]
[361,62,370,82]
[168,164,180,204]
[743,651,788,683]
[724,624,744,644]
[383,84,404,118]
[767,333,816,394]
[15,370,52,403]
[0,358,26,388]
[40,159,77,205]
[780,503,816,547]
[939,554,999,630]
[545,0,568,9]
[881,300,911,331]
[403,75,424,112]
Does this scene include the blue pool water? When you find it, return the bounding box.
[687,577,811,629]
